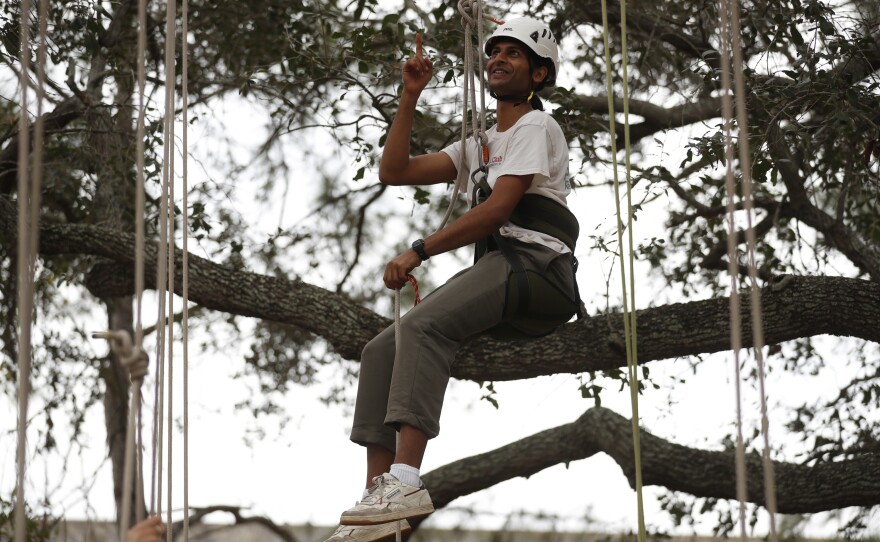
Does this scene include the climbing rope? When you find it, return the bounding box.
[91,331,149,536]
[14,0,47,539]
[181,0,192,537]
[132,0,149,530]
[717,0,777,539]
[598,0,646,540]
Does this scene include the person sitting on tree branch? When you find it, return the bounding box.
[325,17,579,542]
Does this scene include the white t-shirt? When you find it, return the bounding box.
[441,110,572,253]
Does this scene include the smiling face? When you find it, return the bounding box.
[486,39,548,97]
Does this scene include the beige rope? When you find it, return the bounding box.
[15,0,48,539]
[718,0,777,539]
[15,0,34,540]
[90,331,148,536]
[152,0,177,520]
[134,0,149,527]
[181,0,191,537]
[162,0,179,535]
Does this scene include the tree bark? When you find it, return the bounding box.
[419,407,880,519]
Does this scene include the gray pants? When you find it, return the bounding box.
[350,240,576,453]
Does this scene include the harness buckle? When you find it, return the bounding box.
[470,166,490,206]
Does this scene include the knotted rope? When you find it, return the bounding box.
[90,330,149,536]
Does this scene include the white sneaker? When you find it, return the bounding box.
[324,520,411,541]
[339,473,434,525]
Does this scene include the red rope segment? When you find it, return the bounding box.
[406,274,421,305]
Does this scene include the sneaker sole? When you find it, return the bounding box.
[340,504,435,526]
[325,521,411,542]
[364,522,412,542]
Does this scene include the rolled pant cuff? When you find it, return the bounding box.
[385,410,440,440]
[350,425,396,453]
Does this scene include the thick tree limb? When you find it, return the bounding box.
[573,94,723,143]
[176,505,297,541]
[2,197,879,383]
[421,407,880,516]
[562,0,719,69]
[768,122,880,281]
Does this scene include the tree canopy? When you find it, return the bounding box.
[1,0,879,537]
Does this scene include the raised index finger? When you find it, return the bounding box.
[415,33,423,58]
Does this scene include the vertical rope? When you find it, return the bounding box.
[598,0,646,539]
[181,0,191,538]
[134,0,149,523]
[727,2,777,537]
[163,0,178,533]
[152,0,176,519]
[119,0,151,534]
[718,0,778,538]
[14,0,48,538]
[718,4,749,529]
[14,0,34,539]
[617,2,646,541]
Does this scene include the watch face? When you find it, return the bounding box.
[412,239,428,260]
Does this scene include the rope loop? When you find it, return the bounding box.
[457,0,476,27]
[93,329,134,359]
[92,330,149,384]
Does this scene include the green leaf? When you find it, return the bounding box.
[790,23,805,46]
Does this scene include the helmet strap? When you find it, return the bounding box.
[490,88,532,107]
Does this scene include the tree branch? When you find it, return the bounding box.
[572,94,723,144]
[176,505,297,541]
[562,0,720,69]
[420,407,880,517]
[2,196,879,384]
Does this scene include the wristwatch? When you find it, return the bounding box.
[411,239,430,261]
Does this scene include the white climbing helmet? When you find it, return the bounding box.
[484,17,559,87]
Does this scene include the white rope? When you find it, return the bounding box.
[718,0,777,539]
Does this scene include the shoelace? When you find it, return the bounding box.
[360,474,393,504]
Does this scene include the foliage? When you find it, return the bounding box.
[0,0,878,536]
[0,495,53,542]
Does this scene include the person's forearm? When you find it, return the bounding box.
[378,91,420,184]
[421,203,507,257]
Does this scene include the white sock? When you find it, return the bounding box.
[361,488,371,500]
[389,463,421,487]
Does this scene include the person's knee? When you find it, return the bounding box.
[361,329,395,366]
